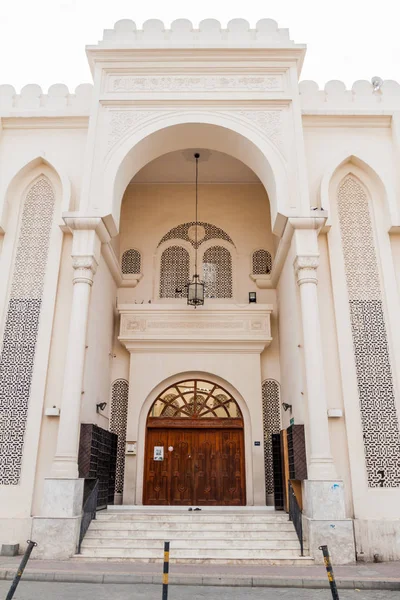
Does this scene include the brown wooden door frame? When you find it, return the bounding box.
[143,426,246,506]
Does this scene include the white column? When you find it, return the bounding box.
[51,254,97,478]
[294,255,337,480]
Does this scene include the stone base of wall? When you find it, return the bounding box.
[31,516,81,559]
[303,516,355,564]
[354,519,400,561]
[0,518,32,554]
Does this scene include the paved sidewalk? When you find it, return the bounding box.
[0,556,399,590]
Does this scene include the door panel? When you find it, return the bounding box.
[144,428,245,505]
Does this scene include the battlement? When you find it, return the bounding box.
[300,79,400,111]
[0,83,93,114]
[94,18,299,48]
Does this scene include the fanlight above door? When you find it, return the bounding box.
[149,379,242,420]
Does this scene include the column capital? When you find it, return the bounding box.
[294,254,319,286]
[71,255,98,285]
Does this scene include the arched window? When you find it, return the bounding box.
[202,246,232,298]
[337,174,400,487]
[0,176,55,485]
[262,380,281,498]
[110,379,129,495]
[252,249,272,275]
[159,245,189,298]
[121,249,141,274]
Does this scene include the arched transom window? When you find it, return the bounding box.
[149,379,242,420]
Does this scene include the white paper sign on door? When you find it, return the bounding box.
[153,446,164,461]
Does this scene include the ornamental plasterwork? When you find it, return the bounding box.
[108,108,284,156]
[108,75,283,93]
[236,110,284,155]
[108,110,160,149]
[119,307,272,344]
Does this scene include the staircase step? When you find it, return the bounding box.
[96,513,289,523]
[78,547,305,559]
[85,529,297,540]
[81,538,300,550]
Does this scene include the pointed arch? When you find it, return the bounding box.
[320,154,398,228]
[0,156,71,232]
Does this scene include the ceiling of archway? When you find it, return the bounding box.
[130,149,260,184]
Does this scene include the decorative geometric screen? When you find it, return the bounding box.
[252,249,272,275]
[121,249,141,274]
[262,380,281,496]
[0,176,55,485]
[202,246,232,298]
[159,222,234,249]
[337,175,400,487]
[159,246,189,298]
[110,379,129,495]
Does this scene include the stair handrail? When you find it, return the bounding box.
[288,480,304,556]
[77,479,99,554]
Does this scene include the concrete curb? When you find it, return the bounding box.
[1,569,400,590]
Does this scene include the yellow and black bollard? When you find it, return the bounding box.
[319,545,340,600]
[6,540,37,600]
[162,541,170,600]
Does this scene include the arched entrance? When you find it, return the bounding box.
[143,379,246,506]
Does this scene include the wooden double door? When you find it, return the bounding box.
[144,427,246,505]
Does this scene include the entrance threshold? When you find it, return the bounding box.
[107,505,276,512]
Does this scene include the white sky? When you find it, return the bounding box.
[0,0,399,91]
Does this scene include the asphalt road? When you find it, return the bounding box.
[0,582,399,599]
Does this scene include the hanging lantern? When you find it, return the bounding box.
[187,273,205,306]
[187,153,205,307]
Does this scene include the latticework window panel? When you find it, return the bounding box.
[202,246,232,298]
[337,175,400,487]
[262,380,281,496]
[252,249,272,275]
[0,177,55,485]
[159,245,190,298]
[110,379,129,494]
[121,249,141,274]
[159,222,234,249]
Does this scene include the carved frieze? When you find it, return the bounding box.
[118,305,273,351]
[107,75,283,93]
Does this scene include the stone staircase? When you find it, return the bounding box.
[77,507,313,565]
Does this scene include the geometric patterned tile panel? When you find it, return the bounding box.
[202,246,233,298]
[0,177,55,485]
[110,379,129,494]
[262,380,281,496]
[158,222,234,249]
[159,245,190,298]
[121,249,141,274]
[337,175,400,487]
[252,249,272,275]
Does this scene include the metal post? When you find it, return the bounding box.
[6,540,37,600]
[319,545,340,599]
[162,541,170,600]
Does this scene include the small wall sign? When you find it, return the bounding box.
[153,446,164,461]
[254,441,261,446]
